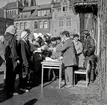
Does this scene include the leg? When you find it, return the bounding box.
[89,59,95,83]
[65,67,69,85]
[67,67,73,86]
[41,65,44,91]
[59,65,62,89]
[48,69,51,80]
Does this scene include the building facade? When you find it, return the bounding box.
[51,0,80,36]
[3,1,23,19]
[0,9,13,35]
[13,0,98,41]
[14,4,52,35]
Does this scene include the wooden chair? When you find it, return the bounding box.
[74,62,90,87]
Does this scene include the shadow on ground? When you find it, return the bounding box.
[24,98,37,105]
[0,89,12,103]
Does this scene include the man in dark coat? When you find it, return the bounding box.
[4,25,20,96]
[83,30,97,85]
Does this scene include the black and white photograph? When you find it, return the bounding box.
[0,0,106,105]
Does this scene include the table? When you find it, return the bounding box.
[41,60,62,90]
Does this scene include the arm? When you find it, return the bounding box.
[87,38,95,56]
[77,42,83,55]
[56,40,73,53]
[56,42,70,53]
[10,36,19,61]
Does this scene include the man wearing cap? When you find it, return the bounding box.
[83,30,97,85]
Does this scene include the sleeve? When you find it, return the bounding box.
[56,40,72,53]
[77,42,83,54]
[21,41,29,68]
[87,38,95,56]
[29,42,39,52]
[10,36,19,61]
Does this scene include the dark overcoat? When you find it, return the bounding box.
[20,40,31,68]
[4,32,19,92]
[83,36,95,57]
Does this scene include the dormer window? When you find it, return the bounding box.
[61,0,69,11]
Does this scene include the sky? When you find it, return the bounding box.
[0,0,51,8]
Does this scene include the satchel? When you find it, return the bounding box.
[0,55,4,66]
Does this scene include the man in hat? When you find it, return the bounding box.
[83,30,97,85]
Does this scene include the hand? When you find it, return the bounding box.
[17,60,20,64]
[49,47,54,51]
[59,56,63,61]
[37,48,42,52]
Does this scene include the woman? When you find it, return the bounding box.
[19,30,32,90]
[4,25,20,96]
[73,34,85,68]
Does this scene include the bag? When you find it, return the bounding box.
[0,55,4,66]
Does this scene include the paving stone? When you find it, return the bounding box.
[0,75,105,105]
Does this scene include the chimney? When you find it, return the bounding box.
[16,0,19,8]
[4,9,7,19]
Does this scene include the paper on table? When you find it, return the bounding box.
[45,57,59,62]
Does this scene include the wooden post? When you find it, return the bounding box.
[97,16,100,56]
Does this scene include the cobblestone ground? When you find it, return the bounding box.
[0,71,107,105]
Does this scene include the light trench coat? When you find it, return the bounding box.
[73,40,85,68]
[56,38,77,67]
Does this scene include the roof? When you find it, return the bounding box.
[23,6,36,12]
[37,4,51,10]
[14,15,52,21]
[2,1,23,10]
[22,4,51,12]
[74,0,98,4]
[53,2,61,8]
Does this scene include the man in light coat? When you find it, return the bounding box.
[55,31,77,87]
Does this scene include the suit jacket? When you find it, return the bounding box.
[56,38,77,67]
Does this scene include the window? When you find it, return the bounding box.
[39,21,43,29]
[46,10,50,15]
[63,6,68,11]
[59,18,63,27]
[20,22,23,30]
[57,8,61,12]
[42,10,46,16]
[38,11,42,16]
[66,17,71,26]
[62,0,69,11]
[34,21,38,29]
[14,10,16,15]
[24,22,27,29]
[44,21,48,29]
